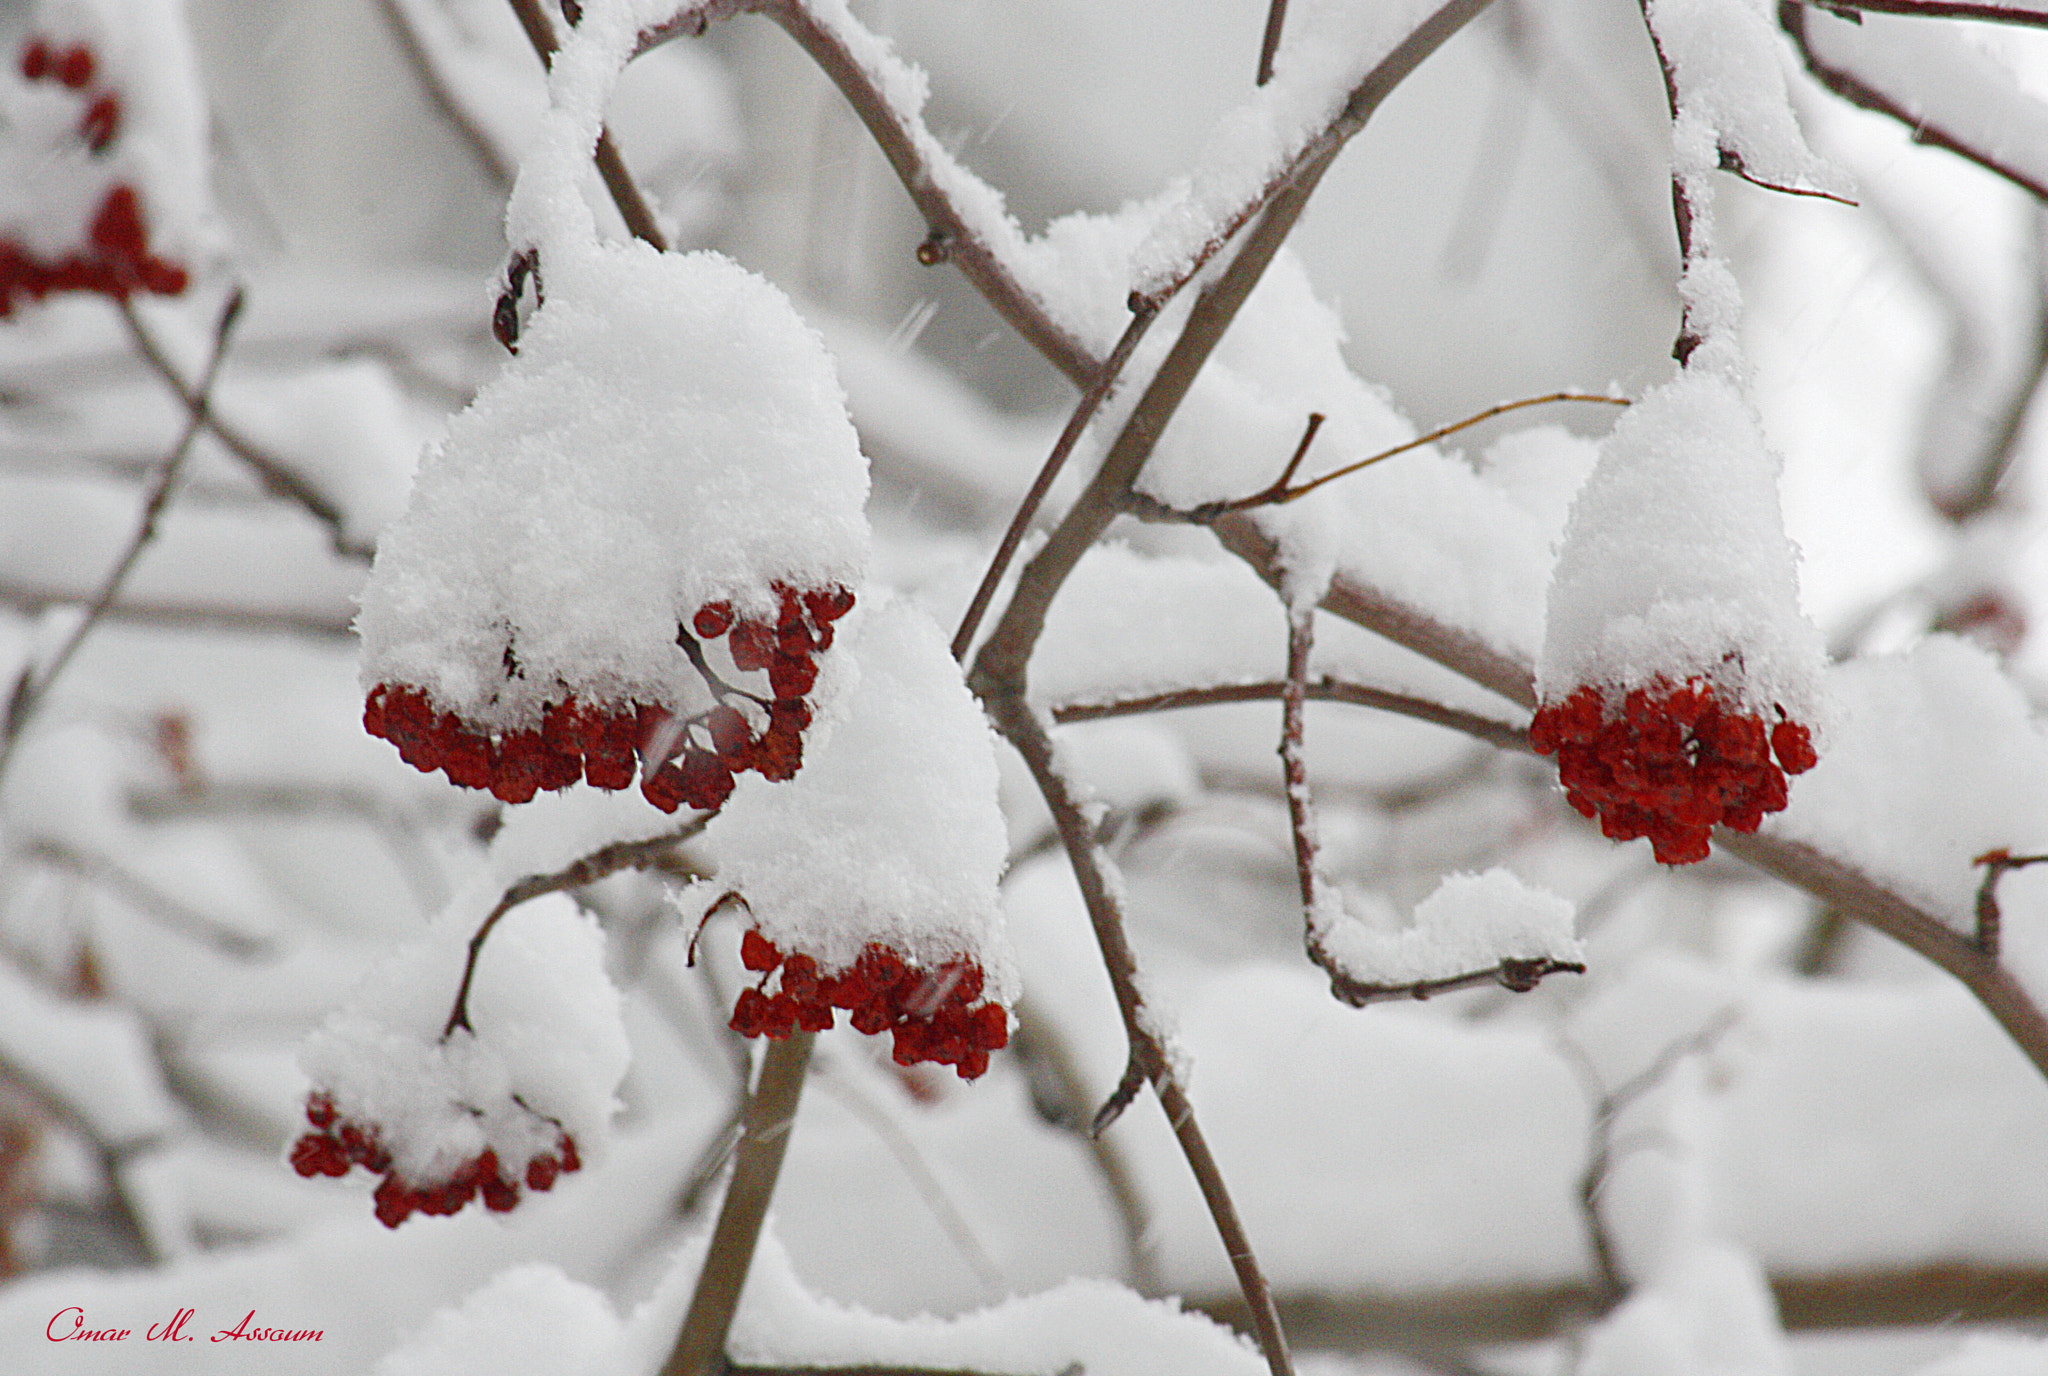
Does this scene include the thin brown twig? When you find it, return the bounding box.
[444,818,708,1038]
[984,691,1295,1376]
[1635,0,1705,364]
[1,291,245,781]
[1139,393,1627,524]
[951,304,1159,662]
[1972,848,2048,958]
[664,1032,816,1376]
[1781,0,2048,202]
[1560,1007,1740,1306]
[1052,678,1527,752]
[18,837,273,959]
[739,0,1095,384]
[503,0,670,249]
[1804,0,2048,25]
[114,298,372,561]
[1257,0,1290,85]
[375,0,514,186]
[0,581,354,638]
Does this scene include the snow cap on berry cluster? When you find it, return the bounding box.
[357,0,868,733]
[356,236,869,728]
[0,0,217,304]
[297,887,627,1202]
[701,595,1016,1004]
[1537,367,1824,724]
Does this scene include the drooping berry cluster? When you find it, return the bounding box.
[363,582,854,810]
[288,1092,580,1230]
[1528,677,1817,866]
[1,35,187,314]
[728,929,1010,1080]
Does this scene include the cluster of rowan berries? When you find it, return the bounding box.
[0,36,187,314]
[288,1092,581,1230]
[1528,677,1817,865]
[729,929,1010,1080]
[363,581,854,811]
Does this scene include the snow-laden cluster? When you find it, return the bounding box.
[700,597,1015,1079]
[0,0,215,313]
[295,889,628,1229]
[1533,368,1827,864]
[357,0,869,812]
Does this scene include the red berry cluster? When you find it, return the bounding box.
[1529,677,1817,865]
[1,36,187,315]
[363,582,854,810]
[288,1092,581,1230]
[729,929,1010,1080]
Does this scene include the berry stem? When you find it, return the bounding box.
[663,1032,814,1376]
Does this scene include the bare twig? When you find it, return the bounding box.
[1803,0,2048,25]
[738,0,1096,384]
[1972,849,2048,958]
[1257,0,1290,85]
[1053,679,1527,752]
[503,0,670,249]
[18,838,273,959]
[2,291,245,780]
[811,1049,1004,1289]
[445,819,708,1038]
[114,298,373,561]
[1561,1008,1740,1305]
[950,304,1159,661]
[0,581,354,638]
[982,692,1295,1376]
[1635,0,1705,363]
[1136,394,1627,522]
[375,0,515,186]
[664,1032,815,1376]
[1780,0,2048,202]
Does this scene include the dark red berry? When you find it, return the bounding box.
[55,44,93,89]
[693,602,734,638]
[80,94,119,151]
[740,929,782,972]
[19,39,50,80]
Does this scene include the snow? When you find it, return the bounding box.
[355,236,870,727]
[700,595,1015,996]
[0,952,179,1148]
[1309,866,1583,988]
[1537,366,1827,724]
[1769,635,2048,926]
[1646,0,1848,197]
[1126,0,1455,299]
[1575,1241,1792,1376]
[1911,1335,2048,1376]
[298,886,628,1185]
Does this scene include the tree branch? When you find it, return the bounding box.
[981,690,1295,1376]
[1052,679,1527,752]
[664,1032,815,1376]
[504,0,670,249]
[115,297,373,561]
[445,819,708,1038]
[2,291,246,780]
[1781,0,2048,202]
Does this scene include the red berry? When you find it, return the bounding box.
[729,621,776,672]
[20,39,50,80]
[740,929,782,972]
[768,653,818,701]
[305,1092,338,1130]
[1771,719,1817,774]
[527,1154,561,1192]
[80,94,119,151]
[693,602,734,638]
[804,586,856,623]
[55,44,93,89]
